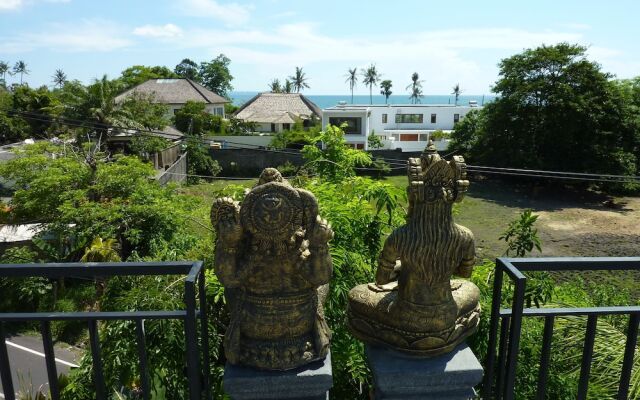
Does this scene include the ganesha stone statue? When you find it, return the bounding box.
[211,168,333,370]
[347,142,480,356]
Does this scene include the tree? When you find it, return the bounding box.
[174,58,200,81]
[345,67,358,103]
[289,67,310,93]
[199,54,234,99]
[452,83,462,105]
[302,124,372,181]
[118,65,178,89]
[449,43,639,181]
[13,60,29,85]
[172,101,216,135]
[10,85,60,139]
[268,78,282,93]
[119,92,169,130]
[407,72,424,104]
[380,80,393,104]
[0,61,9,85]
[52,69,67,89]
[362,64,380,104]
[283,79,293,93]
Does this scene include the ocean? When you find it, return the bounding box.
[230,92,495,109]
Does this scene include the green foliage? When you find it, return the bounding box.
[118,92,169,130]
[361,64,380,104]
[448,44,640,191]
[270,125,316,149]
[172,101,220,135]
[367,133,384,149]
[185,137,222,184]
[128,135,170,160]
[199,54,233,99]
[174,58,200,81]
[302,124,372,181]
[430,129,449,141]
[379,80,392,103]
[118,65,178,89]
[499,209,542,257]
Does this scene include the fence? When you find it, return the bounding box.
[152,143,181,170]
[484,257,640,400]
[157,151,188,186]
[0,261,208,400]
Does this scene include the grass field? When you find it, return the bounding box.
[181,175,640,298]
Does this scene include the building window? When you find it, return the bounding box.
[328,117,362,134]
[454,114,460,124]
[283,123,291,131]
[271,123,276,133]
[214,107,224,116]
[395,114,424,123]
[382,113,387,123]
[431,114,437,123]
[400,134,419,141]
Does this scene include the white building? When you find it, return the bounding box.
[115,78,228,118]
[321,102,480,151]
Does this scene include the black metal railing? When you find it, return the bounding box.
[0,261,209,400]
[483,257,640,400]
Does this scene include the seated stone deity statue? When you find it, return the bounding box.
[347,142,480,356]
[211,168,333,370]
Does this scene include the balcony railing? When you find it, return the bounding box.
[484,257,640,400]
[0,261,208,400]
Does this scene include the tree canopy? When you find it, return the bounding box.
[199,54,234,99]
[449,43,640,184]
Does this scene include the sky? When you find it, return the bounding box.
[0,0,639,95]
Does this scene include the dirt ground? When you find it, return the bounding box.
[453,178,640,259]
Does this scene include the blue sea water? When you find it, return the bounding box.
[230,92,495,109]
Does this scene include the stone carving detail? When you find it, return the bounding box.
[347,142,480,356]
[211,168,333,370]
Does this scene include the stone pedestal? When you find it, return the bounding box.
[365,344,483,400]
[223,351,332,400]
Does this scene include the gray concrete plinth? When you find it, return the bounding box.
[365,344,483,400]
[223,351,332,400]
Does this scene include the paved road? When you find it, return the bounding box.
[0,335,81,398]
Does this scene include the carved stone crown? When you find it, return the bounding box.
[407,140,469,204]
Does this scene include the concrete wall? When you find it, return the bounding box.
[209,148,304,176]
[208,135,274,149]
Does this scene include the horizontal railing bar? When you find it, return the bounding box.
[0,261,197,278]
[500,257,640,271]
[500,261,527,281]
[185,260,203,284]
[501,306,640,317]
[0,310,188,321]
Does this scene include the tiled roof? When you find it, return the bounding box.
[234,92,321,123]
[115,78,228,105]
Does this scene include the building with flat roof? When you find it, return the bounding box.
[322,102,480,151]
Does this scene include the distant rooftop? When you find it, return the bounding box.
[234,92,321,124]
[115,78,228,105]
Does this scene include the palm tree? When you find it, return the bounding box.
[269,78,282,93]
[362,64,380,105]
[410,86,424,104]
[13,60,29,85]
[289,67,310,93]
[283,79,293,94]
[380,80,393,104]
[0,61,9,85]
[406,72,424,104]
[52,69,67,88]
[452,83,462,105]
[345,67,358,104]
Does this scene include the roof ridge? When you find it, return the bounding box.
[185,78,211,103]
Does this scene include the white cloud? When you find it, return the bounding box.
[0,0,69,11]
[178,0,251,26]
[0,19,131,53]
[562,23,591,30]
[0,0,24,10]
[133,23,183,38]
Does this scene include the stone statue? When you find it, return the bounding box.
[211,168,333,370]
[347,142,480,356]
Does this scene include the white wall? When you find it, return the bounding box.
[322,104,477,152]
[166,103,226,119]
